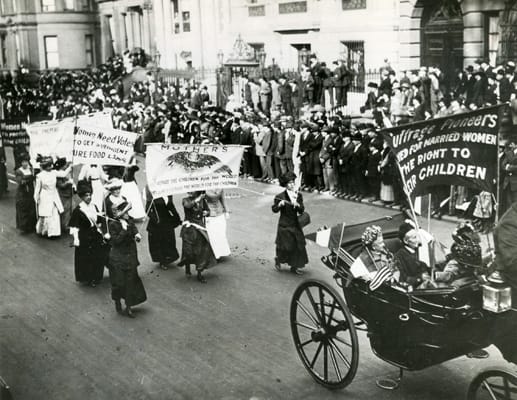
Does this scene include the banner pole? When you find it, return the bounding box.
[496,129,501,224]
[427,193,432,232]
[393,156,420,230]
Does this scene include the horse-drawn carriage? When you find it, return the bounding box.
[290,213,517,399]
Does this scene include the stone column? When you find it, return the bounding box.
[142,3,153,54]
[162,0,173,67]
[153,0,165,62]
[125,11,135,50]
[120,12,128,52]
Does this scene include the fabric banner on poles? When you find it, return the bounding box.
[0,118,29,146]
[73,123,137,166]
[146,143,245,197]
[380,106,501,196]
[27,119,75,163]
[77,109,113,129]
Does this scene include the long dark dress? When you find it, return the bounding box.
[69,204,106,284]
[146,195,181,265]
[107,219,147,307]
[179,197,216,271]
[272,190,308,269]
[15,167,36,233]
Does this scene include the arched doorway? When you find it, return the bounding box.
[420,1,463,89]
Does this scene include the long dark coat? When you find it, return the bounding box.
[146,195,181,265]
[15,167,36,233]
[108,219,147,307]
[306,132,323,175]
[179,197,216,271]
[272,190,308,269]
[69,205,106,284]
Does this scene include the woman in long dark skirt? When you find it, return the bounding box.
[69,182,106,287]
[272,172,308,275]
[107,201,147,318]
[178,191,216,283]
[15,154,36,233]
[145,186,181,270]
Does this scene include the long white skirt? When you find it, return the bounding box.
[205,214,231,259]
[36,206,61,237]
[121,181,146,220]
[91,179,105,212]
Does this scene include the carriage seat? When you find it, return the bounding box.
[384,237,403,254]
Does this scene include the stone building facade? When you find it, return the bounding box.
[0,0,100,70]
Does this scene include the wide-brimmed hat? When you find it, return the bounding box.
[76,180,92,198]
[39,156,53,169]
[105,178,123,191]
[112,200,132,218]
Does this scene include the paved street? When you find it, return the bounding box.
[0,153,509,400]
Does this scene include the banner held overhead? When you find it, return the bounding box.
[146,143,245,197]
[380,106,502,196]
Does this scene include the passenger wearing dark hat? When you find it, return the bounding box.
[15,153,37,233]
[393,221,432,288]
[69,180,106,288]
[106,197,146,317]
[272,172,308,274]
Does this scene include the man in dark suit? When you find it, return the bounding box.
[498,68,513,103]
[279,76,293,116]
[298,123,313,189]
[336,130,354,197]
[348,131,368,200]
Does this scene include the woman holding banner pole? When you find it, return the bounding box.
[178,191,216,283]
[34,156,72,238]
[15,153,36,233]
[145,186,181,270]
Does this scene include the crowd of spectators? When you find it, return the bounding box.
[1,52,516,218]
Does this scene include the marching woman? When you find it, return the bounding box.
[106,201,147,318]
[121,157,146,220]
[178,191,216,283]
[34,156,72,238]
[14,153,36,234]
[205,189,231,260]
[69,181,106,287]
[272,172,308,275]
[145,186,181,270]
[104,178,127,219]
[77,164,108,211]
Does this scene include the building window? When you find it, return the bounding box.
[44,36,59,68]
[81,0,91,10]
[64,0,74,10]
[85,34,93,67]
[174,23,180,34]
[249,5,265,16]
[248,43,264,62]
[182,11,190,32]
[41,0,55,12]
[342,0,366,10]
[0,35,6,67]
[485,13,500,67]
[0,0,5,16]
[279,1,307,14]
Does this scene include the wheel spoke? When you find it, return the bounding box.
[294,320,318,331]
[333,335,353,348]
[296,300,320,327]
[305,287,325,325]
[300,338,314,348]
[309,342,323,369]
[482,380,501,400]
[328,338,351,369]
[318,287,327,325]
[323,343,328,381]
[328,342,343,382]
[326,298,337,327]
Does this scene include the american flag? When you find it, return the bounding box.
[369,265,394,291]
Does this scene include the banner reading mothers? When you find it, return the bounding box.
[73,123,137,166]
[146,143,245,197]
[381,106,502,196]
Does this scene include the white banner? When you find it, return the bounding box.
[27,119,75,164]
[73,123,137,166]
[146,143,245,197]
[27,110,113,165]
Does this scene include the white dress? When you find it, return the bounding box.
[204,190,231,259]
[78,165,107,211]
[34,170,67,237]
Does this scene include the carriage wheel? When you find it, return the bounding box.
[467,368,517,400]
[290,279,359,390]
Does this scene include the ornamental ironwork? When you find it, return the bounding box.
[342,0,366,10]
[279,1,307,14]
[248,5,265,16]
